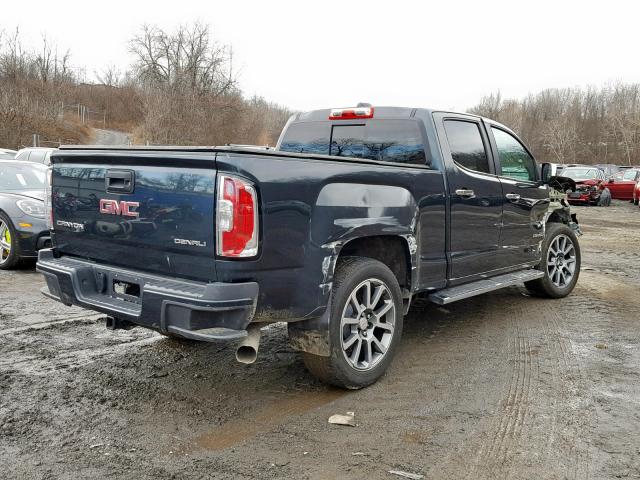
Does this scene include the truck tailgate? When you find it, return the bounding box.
[51,152,217,281]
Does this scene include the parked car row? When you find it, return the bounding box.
[0,147,56,164]
[0,148,17,160]
[0,147,55,268]
[553,163,640,207]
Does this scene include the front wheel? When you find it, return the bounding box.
[525,223,581,298]
[302,257,403,389]
[0,213,20,270]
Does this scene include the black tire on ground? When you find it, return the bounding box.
[597,188,611,206]
[634,198,639,206]
[302,257,404,389]
[525,222,581,299]
[0,212,20,270]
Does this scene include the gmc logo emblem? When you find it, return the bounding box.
[99,199,140,218]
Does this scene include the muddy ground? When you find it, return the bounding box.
[1,201,639,479]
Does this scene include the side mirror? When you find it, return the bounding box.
[540,162,553,184]
[608,178,615,183]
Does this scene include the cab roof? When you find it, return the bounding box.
[291,105,515,135]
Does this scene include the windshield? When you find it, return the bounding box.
[0,163,46,191]
[622,169,639,181]
[562,168,598,180]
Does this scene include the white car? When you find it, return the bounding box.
[0,148,17,160]
[14,147,56,165]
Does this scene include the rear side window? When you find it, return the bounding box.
[29,151,46,164]
[279,122,331,155]
[443,120,490,174]
[280,120,427,165]
[491,128,537,182]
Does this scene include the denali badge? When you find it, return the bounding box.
[99,199,139,218]
[56,220,85,232]
[174,238,207,247]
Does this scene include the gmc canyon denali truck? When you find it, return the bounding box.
[36,105,581,389]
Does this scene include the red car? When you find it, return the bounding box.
[562,166,611,206]
[607,168,640,201]
[633,179,640,205]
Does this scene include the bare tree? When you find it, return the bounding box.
[469,83,640,165]
[541,118,578,164]
[95,64,122,87]
[129,23,236,96]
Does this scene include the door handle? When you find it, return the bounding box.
[505,193,521,201]
[105,169,135,194]
[455,189,475,198]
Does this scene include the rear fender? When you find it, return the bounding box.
[289,182,418,356]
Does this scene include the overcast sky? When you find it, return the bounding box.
[2,0,639,112]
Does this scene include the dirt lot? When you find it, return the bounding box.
[1,201,639,480]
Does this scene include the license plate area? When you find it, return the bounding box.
[569,192,583,198]
[113,279,141,303]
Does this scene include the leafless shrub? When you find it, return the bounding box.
[0,23,291,149]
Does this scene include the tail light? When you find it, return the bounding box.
[45,167,53,229]
[216,175,259,258]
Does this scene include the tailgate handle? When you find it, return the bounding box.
[105,169,135,194]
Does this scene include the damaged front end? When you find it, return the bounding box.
[546,176,582,235]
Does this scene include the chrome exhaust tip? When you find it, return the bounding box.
[235,324,262,364]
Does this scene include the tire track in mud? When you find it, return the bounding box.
[544,308,591,480]
[0,313,104,336]
[472,301,535,479]
[544,288,604,479]
[469,290,596,480]
[0,335,161,376]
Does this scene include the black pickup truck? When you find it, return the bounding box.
[37,105,581,388]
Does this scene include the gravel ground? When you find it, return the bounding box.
[1,201,639,479]
[91,129,131,146]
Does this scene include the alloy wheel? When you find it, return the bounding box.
[340,278,396,371]
[547,234,576,288]
[0,220,11,266]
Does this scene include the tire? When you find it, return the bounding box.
[597,188,611,206]
[633,198,638,206]
[302,257,404,389]
[0,212,20,270]
[525,223,581,299]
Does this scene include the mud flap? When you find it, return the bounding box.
[287,295,332,357]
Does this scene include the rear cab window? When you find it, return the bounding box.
[279,119,428,166]
[442,120,491,174]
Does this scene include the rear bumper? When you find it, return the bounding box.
[36,249,258,341]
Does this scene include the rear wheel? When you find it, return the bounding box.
[526,223,581,298]
[302,257,403,389]
[0,213,20,270]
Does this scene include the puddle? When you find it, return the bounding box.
[193,388,347,451]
